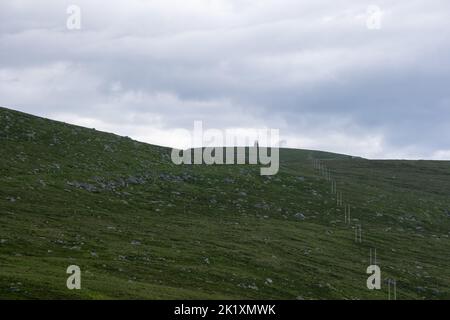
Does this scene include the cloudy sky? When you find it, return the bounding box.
[1,0,450,159]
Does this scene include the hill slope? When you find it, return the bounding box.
[0,107,449,299]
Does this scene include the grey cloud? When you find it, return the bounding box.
[1,0,450,159]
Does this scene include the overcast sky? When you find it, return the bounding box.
[1,0,450,159]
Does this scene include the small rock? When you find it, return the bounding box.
[248,283,258,290]
[431,288,440,295]
[294,213,306,220]
[104,144,113,152]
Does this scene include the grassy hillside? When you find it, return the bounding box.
[0,106,449,300]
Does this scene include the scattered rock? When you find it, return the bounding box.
[103,144,113,152]
[238,283,258,290]
[254,202,270,210]
[247,283,258,290]
[67,181,98,193]
[431,288,441,295]
[126,176,146,185]
[26,131,36,140]
[294,213,306,220]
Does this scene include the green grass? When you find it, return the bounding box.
[0,106,449,300]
